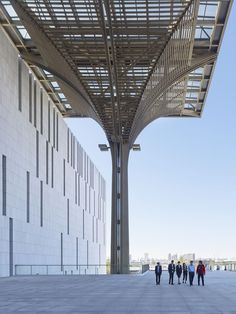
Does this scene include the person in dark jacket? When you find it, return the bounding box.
[182,263,188,283]
[196,260,206,286]
[155,262,162,285]
[168,260,175,285]
[176,261,182,284]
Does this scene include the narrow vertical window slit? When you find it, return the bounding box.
[2,155,7,216]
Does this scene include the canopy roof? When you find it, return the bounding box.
[0,0,231,143]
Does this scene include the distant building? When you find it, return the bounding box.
[144,253,149,263]
[168,253,178,261]
[181,253,196,262]
[172,254,178,261]
[129,254,132,263]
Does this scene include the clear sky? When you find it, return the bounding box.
[66,2,236,261]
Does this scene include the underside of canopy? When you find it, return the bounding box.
[0,0,231,144]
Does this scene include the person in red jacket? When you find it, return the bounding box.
[196,260,206,286]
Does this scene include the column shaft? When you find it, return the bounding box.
[110,142,130,274]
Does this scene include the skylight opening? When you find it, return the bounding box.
[64,103,72,109]
[51,81,60,88]
[198,2,218,20]
[3,4,17,18]
[16,26,31,39]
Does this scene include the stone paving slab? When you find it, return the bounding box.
[1,271,236,313]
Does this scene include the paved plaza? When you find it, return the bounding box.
[0,271,236,313]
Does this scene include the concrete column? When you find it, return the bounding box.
[110,142,130,274]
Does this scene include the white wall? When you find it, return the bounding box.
[0,26,106,277]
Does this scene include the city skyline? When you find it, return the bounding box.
[129,252,235,262]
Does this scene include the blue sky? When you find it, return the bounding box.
[66,2,236,260]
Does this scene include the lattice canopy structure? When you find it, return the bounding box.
[0,0,232,274]
[0,0,232,144]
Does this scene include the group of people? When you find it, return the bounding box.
[155,260,206,286]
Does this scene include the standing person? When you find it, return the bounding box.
[196,260,206,286]
[188,260,195,286]
[176,261,182,284]
[168,260,175,285]
[182,263,188,283]
[155,262,162,285]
